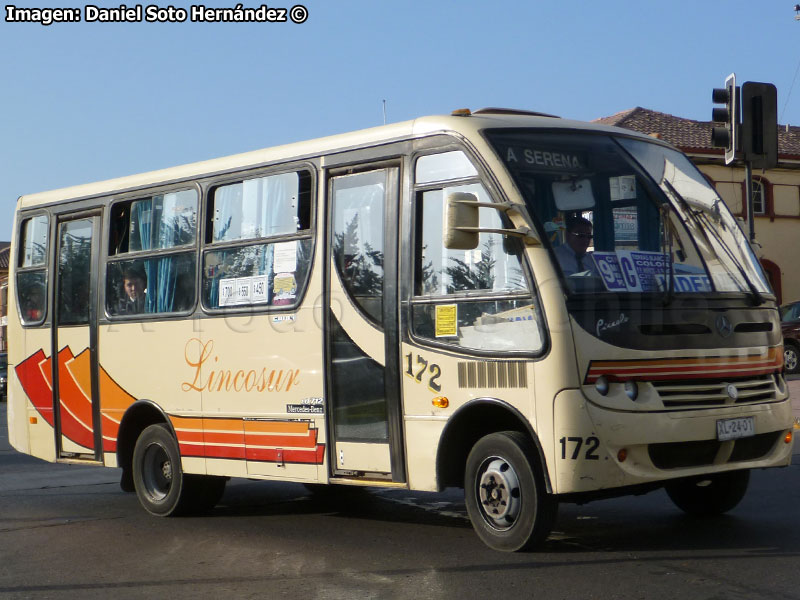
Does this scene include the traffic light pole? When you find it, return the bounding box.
[712,76,777,246]
[744,160,755,243]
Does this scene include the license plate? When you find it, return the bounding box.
[716,417,755,441]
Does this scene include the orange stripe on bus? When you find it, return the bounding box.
[243,420,311,434]
[202,418,249,432]
[588,350,778,370]
[170,416,204,430]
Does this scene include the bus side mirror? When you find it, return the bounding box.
[444,192,480,250]
[443,192,542,250]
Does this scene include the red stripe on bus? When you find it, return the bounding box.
[15,350,55,426]
[202,444,247,460]
[244,429,319,449]
[245,444,325,464]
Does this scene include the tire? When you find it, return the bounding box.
[132,423,197,516]
[784,342,800,375]
[464,431,557,552]
[665,470,750,516]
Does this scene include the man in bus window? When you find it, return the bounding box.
[23,284,45,322]
[118,266,147,314]
[554,215,593,276]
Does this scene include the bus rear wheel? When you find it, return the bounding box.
[132,423,226,516]
[464,431,557,552]
[665,470,750,516]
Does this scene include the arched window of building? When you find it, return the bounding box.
[739,175,772,220]
[752,179,765,215]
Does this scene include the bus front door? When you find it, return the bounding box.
[326,166,405,481]
[53,213,102,460]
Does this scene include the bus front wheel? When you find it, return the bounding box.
[464,431,557,552]
[665,470,750,516]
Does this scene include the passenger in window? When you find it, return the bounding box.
[554,216,593,276]
[22,284,45,322]
[117,266,147,314]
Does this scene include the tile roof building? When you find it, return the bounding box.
[596,108,800,305]
[595,107,800,161]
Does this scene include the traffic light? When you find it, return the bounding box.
[711,73,739,164]
[741,82,778,170]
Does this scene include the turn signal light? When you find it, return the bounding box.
[785,431,793,444]
[29,417,38,425]
[617,448,628,463]
[432,396,449,408]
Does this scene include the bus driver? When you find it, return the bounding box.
[554,215,593,276]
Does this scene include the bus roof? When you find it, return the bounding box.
[16,111,657,210]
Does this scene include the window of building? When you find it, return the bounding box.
[752,179,765,215]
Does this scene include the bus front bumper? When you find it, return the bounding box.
[551,389,794,495]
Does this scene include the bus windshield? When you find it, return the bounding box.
[486,130,771,298]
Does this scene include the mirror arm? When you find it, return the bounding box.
[452,226,541,246]
[449,200,540,245]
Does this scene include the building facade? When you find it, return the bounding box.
[596,108,800,305]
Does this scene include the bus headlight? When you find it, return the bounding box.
[624,381,639,401]
[595,376,610,396]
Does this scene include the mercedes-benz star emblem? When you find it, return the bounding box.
[716,315,733,338]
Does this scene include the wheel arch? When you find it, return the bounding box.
[435,397,552,493]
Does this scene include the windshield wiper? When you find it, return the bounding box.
[662,179,765,306]
[660,202,676,306]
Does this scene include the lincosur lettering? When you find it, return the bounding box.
[182,338,300,394]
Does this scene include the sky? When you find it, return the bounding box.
[2,0,799,242]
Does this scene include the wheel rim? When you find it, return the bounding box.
[785,347,798,371]
[475,456,522,531]
[142,442,172,502]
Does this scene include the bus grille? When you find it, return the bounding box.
[457,361,528,389]
[648,432,781,469]
[652,374,777,409]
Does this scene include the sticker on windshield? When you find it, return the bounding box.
[593,251,678,292]
[609,176,637,201]
[617,251,667,292]
[655,273,712,293]
[592,253,627,291]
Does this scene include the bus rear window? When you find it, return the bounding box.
[19,215,49,268]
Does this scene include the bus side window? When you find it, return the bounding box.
[202,169,313,310]
[411,172,544,354]
[106,189,198,317]
[17,215,49,325]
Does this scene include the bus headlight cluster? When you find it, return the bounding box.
[594,376,639,401]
